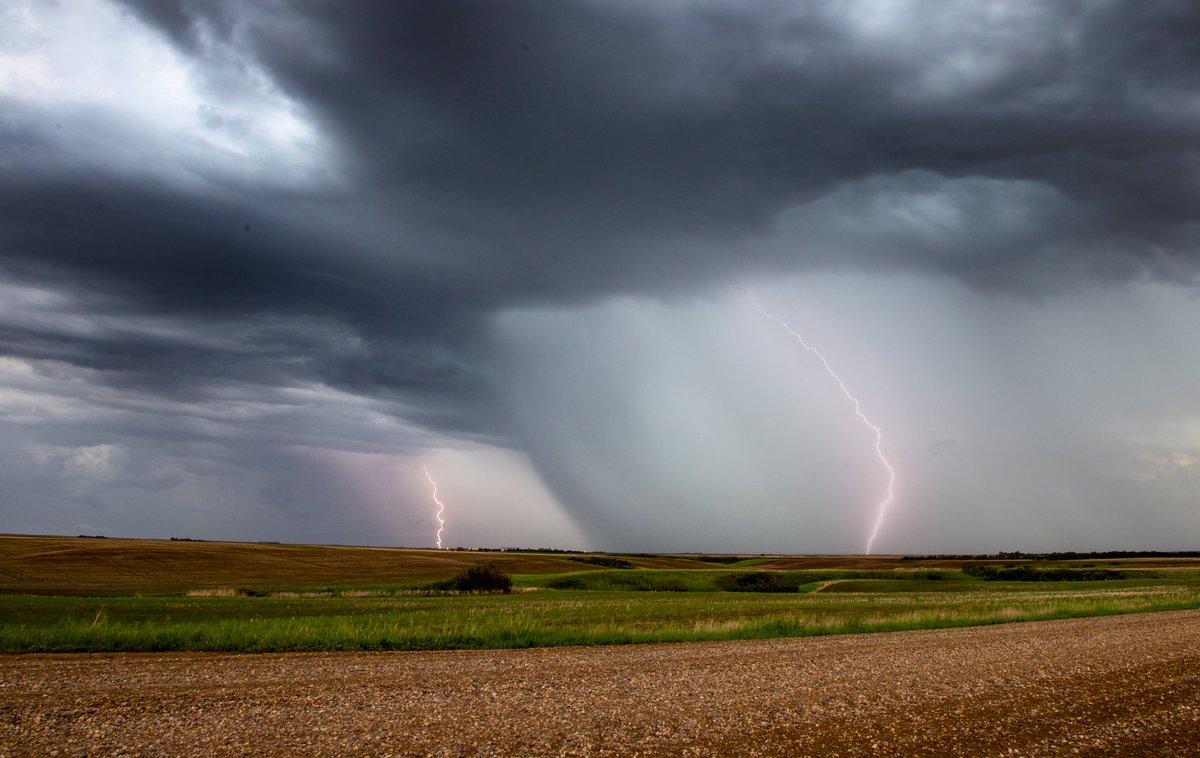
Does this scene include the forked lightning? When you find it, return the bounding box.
[746,291,896,554]
[423,466,446,550]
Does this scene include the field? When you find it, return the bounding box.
[4,612,1200,755]
[3,534,1200,653]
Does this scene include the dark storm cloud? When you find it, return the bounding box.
[0,169,499,436]
[120,1,1200,291]
[8,0,1200,447]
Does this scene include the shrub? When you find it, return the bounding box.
[451,565,513,594]
[717,572,805,593]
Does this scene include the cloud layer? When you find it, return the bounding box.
[1,0,1198,550]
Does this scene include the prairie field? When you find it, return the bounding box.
[3,534,1200,653]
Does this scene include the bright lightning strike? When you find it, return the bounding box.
[423,466,446,550]
[746,291,896,555]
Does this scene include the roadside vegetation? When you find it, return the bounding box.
[2,535,1199,653]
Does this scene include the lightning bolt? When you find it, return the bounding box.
[423,466,446,550]
[746,291,896,555]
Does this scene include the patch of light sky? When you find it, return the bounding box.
[0,0,331,190]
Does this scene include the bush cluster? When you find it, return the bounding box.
[450,565,513,594]
[963,565,1128,582]
[717,572,807,593]
[567,556,635,569]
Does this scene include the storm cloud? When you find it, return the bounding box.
[1,0,1198,551]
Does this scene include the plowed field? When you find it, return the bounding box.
[3,609,1199,756]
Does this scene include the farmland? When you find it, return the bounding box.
[3,534,1199,653]
[4,534,1200,755]
[4,611,1200,756]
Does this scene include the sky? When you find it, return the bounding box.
[1,0,1198,554]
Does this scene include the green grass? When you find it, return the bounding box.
[5,536,1200,654]
[4,574,1199,653]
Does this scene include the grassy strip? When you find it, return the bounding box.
[3,583,1197,653]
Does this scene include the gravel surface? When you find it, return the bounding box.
[2,610,1199,756]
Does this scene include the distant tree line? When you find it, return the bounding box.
[457,546,578,553]
[903,551,1200,561]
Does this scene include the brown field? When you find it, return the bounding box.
[5,534,1195,596]
[0,536,941,595]
[2,609,1198,756]
[0,535,586,595]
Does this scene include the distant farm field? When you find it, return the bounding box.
[2,534,1199,653]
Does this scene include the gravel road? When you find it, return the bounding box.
[2,610,1199,756]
